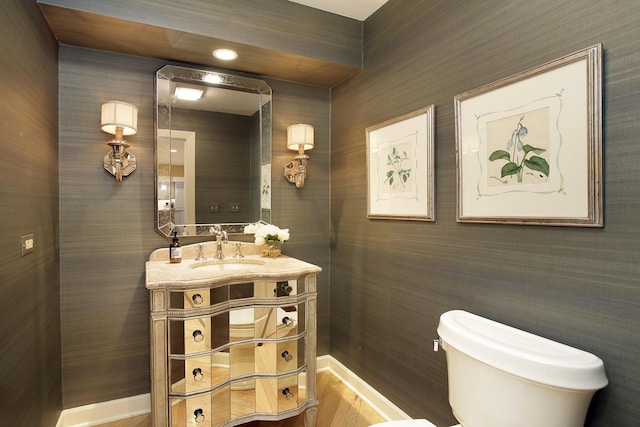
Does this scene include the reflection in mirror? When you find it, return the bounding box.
[231,378,256,417]
[212,385,231,425]
[256,342,277,375]
[229,308,255,342]
[155,65,272,238]
[211,350,230,388]
[169,359,186,394]
[230,342,255,379]
[297,371,307,404]
[211,312,230,348]
[256,378,279,413]
[230,282,254,300]
[255,306,277,340]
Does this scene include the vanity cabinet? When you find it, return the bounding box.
[146,244,321,427]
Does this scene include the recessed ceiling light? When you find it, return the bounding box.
[175,87,203,101]
[213,48,238,61]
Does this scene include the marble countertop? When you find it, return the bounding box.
[146,241,321,289]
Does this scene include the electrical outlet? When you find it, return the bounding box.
[20,234,34,256]
[230,202,241,213]
[209,203,220,213]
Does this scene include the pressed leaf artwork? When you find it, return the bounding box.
[487,108,550,187]
[384,146,412,188]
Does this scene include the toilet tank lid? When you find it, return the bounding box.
[437,310,608,391]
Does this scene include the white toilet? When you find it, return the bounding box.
[372,310,608,427]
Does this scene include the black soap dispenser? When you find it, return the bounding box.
[170,231,182,263]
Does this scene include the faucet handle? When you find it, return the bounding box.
[196,243,206,261]
[233,242,244,258]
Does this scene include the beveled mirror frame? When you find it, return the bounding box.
[155,65,272,238]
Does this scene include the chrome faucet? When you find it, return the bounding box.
[211,225,228,259]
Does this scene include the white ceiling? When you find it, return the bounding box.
[288,0,389,21]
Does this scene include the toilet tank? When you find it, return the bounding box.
[437,310,608,427]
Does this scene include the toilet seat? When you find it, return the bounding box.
[369,420,438,427]
[370,421,461,427]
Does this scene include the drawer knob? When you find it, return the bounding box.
[192,368,204,381]
[192,293,204,305]
[281,316,294,327]
[192,330,204,342]
[193,408,205,423]
[275,281,293,296]
[281,350,293,362]
[282,387,295,400]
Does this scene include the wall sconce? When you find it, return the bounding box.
[283,124,314,188]
[101,101,138,182]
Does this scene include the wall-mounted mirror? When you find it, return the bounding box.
[155,65,272,237]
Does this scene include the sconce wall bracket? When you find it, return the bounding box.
[104,138,136,181]
[283,153,309,188]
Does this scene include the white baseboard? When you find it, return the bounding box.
[56,393,150,427]
[56,355,410,427]
[317,355,411,422]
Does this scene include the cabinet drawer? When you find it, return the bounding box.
[170,385,230,427]
[169,314,230,355]
[170,355,211,394]
[169,288,228,310]
[277,338,305,374]
[252,373,308,414]
[169,337,306,394]
[167,279,307,311]
[170,371,307,426]
[170,393,211,426]
[170,303,306,356]
[222,336,306,381]
[253,338,305,375]
[229,371,308,418]
[170,352,232,395]
[253,304,306,340]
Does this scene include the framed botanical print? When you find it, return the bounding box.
[455,44,603,226]
[366,105,435,221]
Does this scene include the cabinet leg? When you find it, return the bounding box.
[304,406,318,427]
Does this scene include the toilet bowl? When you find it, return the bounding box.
[369,310,607,427]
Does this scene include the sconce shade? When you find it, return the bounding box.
[101,101,138,136]
[287,124,314,151]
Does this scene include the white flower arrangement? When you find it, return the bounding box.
[244,222,290,246]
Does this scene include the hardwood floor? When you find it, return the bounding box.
[94,371,386,427]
